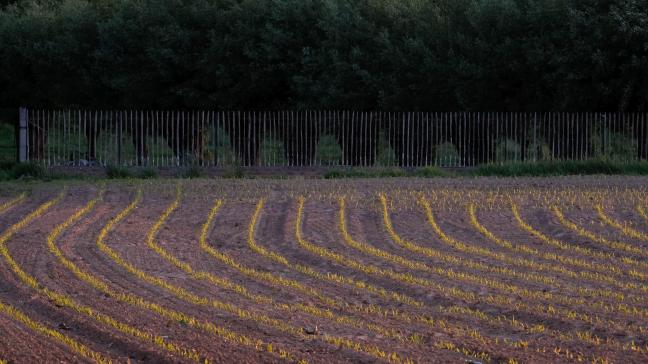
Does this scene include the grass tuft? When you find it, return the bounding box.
[181,166,203,179]
[106,165,133,179]
[474,159,648,177]
[135,168,158,179]
[0,162,44,181]
[324,167,447,179]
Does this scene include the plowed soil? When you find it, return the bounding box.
[1,177,647,363]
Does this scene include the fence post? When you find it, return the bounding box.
[18,107,28,162]
[533,112,537,162]
[117,110,122,165]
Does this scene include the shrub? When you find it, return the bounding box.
[11,162,44,179]
[106,165,132,179]
[135,168,158,179]
[324,166,446,179]
[435,142,461,167]
[592,129,637,161]
[0,161,16,171]
[315,134,342,166]
[325,168,405,179]
[375,130,397,167]
[412,166,446,177]
[0,123,16,163]
[259,138,287,166]
[475,159,648,177]
[526,141,553,161]
[495,139,521,163]
[182,166,203,179]
[222,166,245,179]
[207,127,239,166]
[607,133,637,161]
[0,169,10,181]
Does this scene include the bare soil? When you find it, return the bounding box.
[1,176,647,363]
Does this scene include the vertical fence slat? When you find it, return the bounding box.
[37,109,41,164]
[642,112,646,160]
[150,110,154,167]
[52,110,57,166]
[41,109,45,164]
[18,108,27,162]
[48,110,52,166]
[401,112,405,167]
[54,110,58,166]
[641,112,648,160]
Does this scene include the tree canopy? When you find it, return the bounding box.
[1,0,647,111]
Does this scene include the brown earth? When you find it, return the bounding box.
[0,177,647,363]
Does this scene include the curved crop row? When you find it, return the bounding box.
[200,200,337,305]
[46,189,299,362]
[94,189,301,360]
[382,194,643,307]
[0,191,111,364]
[596,204,648,242]
[469,203,646,303]
[252,197,576,362]
[5,190,208,362]
[98,186,410,364]
[248,198,531,359]
[0,299,110,364]
[367,198,641,325]
[637,204,648,225]
[347,197,648,351]
[3,181,645,363]
[147,187,411,346]
[419,198,648,324]
[384,194,639,312]
[553,206,648,260]
[510,202,648,283]
[249,198,423,308]
[195,198,418,343]
[421,198,560,280]
[342,198,599,350]
[312,196,638,361]
[379,195,554,286]
[0,193,26,215]
[292,197,499,363]
[363,197,611,313]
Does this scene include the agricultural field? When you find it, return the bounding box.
[1,177,648,363]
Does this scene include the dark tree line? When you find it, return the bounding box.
[1,0,647,113]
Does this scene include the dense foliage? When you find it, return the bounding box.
[1,0,647,111]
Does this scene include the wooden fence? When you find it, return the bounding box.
[18,108,648,168]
